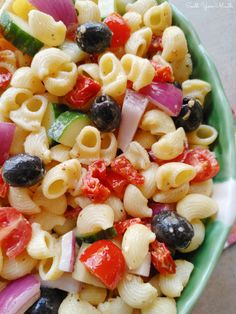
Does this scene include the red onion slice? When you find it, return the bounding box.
[59,230,76,272]
[140,82,183,117]
[0,122,16,165]
[0,275,40,314]
[118,89,149,152]
[149,202,176,216]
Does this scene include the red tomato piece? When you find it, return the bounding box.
[81,175,111,203]
[184,147,220,183]
[111,156,144,186]
[150,240,176,275]
[148,34,163,57]
[65,75,101,111]
[0,207,32,258]
[0,67,12,90]
[64,206,82,219]
[151,61,174,83]
[114,218,142,236]
[88,160,107,181]
[103,169,128,199]
[80,240,126,289]
[104,13,131,48]
[0,170,9,198]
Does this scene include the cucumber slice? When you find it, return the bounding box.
[76,227,118,245]
[98,0,117,19]
[42,103,67,145]
[48,111,91,147]
[0,11,44,56]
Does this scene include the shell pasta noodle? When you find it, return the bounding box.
[182,79,212,105]
[117,274,157,309]
[143,2,172,35]
[125,27,152,57]
[10,67,46,94]
[0,0,222,312]
[122,224,155,269]
[99,52,127,97]
[123,184,152,218]
[10,95,48,131]
[42,159,81,199]
[140,109,176,135]
[126,0,157,16]
[27,223,55,259]
[28,10,66,47]
[75,0,101,24]
[24,126,51,164]
[155,162,196,191]
[70,126,101,164]
[121,54,155,90]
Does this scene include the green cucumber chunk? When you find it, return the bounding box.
[0,11,44,56]
[42,103,67,146]
[48,111,91,147]
[76,226,118,245]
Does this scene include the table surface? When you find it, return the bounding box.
[170,1,236,313]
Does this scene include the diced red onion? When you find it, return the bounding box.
[28,0,77,27]
[37,274,81,293]
[140,82,183,117]
[149,202,176,216]
[118,89,149,152]
[129,253,151,277]
[0,122,16,165]
[0,275,40,314]
[59,230,76,272]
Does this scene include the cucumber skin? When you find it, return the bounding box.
[0,11,44,56]
[76,227,118,245]
[48,111,90,143]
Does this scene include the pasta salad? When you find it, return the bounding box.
[0,0,220,313]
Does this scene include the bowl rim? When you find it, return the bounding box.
[164,1,236,313]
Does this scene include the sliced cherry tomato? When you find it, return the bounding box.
[114,218,142,236]
[127,80,133,90]
[111,156,144,186]
[0,207,32,258]
[81,175,111,203]
[65,75,101,111]
[184,147,220,183]
[103,169,128,199]
[80,240,126,289]
[64,206,82,219]
[104,13,131,48]
[150,240,176,275]
[0,67,12,89]
[0,170,9,198]
[88,160,107,181]
[147,34,163,57]
[151,60,174,83]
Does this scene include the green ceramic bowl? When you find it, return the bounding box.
[156,1,236,313]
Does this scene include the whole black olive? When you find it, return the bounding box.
[76,22,112,54]
[151,210,194,249]
[25,288,67,314]
[2,154,45,187]
[173,97,203,132]
[90,94,121,132]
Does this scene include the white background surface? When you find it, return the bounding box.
[170,1,236,313]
